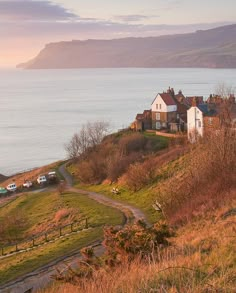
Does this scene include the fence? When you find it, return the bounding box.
[0,218,88,257]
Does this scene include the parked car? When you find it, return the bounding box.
[37,175,47,185]
[23,180,33,188]
[0,187,8,195]
[48,171,56,179]
[6,183,17,192]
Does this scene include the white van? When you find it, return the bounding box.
[37,175,47,185]
[6,183,17,192]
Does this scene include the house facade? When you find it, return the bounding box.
[187,104,220,142]
[151,93,177,130]
[187,106,204,141]
[187,96,236,142]
[131,110,152,131]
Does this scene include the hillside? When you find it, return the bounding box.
[0,128,235,291]
[18,24,236,69]
[42,128,236,292]
[44,198,236,293]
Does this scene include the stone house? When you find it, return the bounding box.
[131,110,152,131]
[151,88,188,131]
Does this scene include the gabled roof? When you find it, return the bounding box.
[152,93,176,106]
[160,93,176,106]
[136,110,151,121]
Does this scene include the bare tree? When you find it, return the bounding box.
[214,82,235,99]
[65,121,110,160]
[87,121,110,147]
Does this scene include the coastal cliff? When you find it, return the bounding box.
[18,24,236,69]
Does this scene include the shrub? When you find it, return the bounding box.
[77,157,107,185]
[103,220,171,265]
[118,133,147,155]
[124,158,157,191]
[107,152,141,183]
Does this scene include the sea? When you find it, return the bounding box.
[0,68,236,176]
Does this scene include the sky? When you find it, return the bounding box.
[0,0,235,67]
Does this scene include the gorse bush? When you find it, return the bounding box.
[52,220,172,285]
[103,220,171,265]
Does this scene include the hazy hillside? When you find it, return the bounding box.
[18,24,236,69]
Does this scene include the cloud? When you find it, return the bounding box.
[113,14,159,23]
[1,20,233,40]
[0,0,77,21]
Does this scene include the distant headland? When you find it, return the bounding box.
[18,24,236,69]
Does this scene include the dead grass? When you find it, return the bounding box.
[42,198,236,293]
[1,161,62,187]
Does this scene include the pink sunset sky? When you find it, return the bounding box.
[0,0,235,67]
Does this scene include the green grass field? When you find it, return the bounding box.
[0,191,124,285]
[75,183,159,224]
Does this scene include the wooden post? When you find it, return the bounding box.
[16,243,18,252]
[60,227,62,237]
[32,238,35,247]
[45,233,48,242]
[85,218,88,229]
[71,223,73,233]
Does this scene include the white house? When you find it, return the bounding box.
[187,104,212,142]
[151,93,177,129]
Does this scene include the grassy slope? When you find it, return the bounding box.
[44,198,236,292]
[73,146,187,224]
[0,191,124,285]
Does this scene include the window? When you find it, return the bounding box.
[156,122,161,129]
[156,104,158,110]
[160,104,162,110]
[198,121,201,128]
[208,118,213,125]
[156,113,160,120]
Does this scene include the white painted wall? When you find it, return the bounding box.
[151,94,177,113]
[167,105,177,112]
[187,106,204,142]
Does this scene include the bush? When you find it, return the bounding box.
[107,152,141,183]
[118,133,147,155]
[124,158,157,191]
[103,220,171,265]
[77,157,107,184]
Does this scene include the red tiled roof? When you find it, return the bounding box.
[186,96,204,106]
[159,93,176,106]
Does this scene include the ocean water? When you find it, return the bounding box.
[0,68,236,175]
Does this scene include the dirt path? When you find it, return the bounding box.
[59,163,149,224]
[0,163,149,292]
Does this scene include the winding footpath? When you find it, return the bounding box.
[0,163,148,293]
[58,163,148,224]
